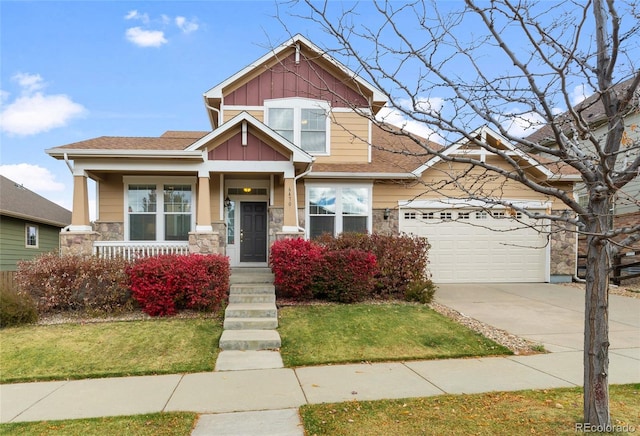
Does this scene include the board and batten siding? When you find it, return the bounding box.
[0,215,62,271]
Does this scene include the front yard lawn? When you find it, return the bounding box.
[300,384,640,435]
[0,316,222,383]
[278,303,511,367]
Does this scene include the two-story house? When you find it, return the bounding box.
[47,34,578,283]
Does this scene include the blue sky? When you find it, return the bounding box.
[0,1,615,218]
[1,1,338,215]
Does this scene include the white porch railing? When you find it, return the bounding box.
[94,241,190,260]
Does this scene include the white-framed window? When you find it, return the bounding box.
[265,98,330,155]
[306,183,372,239]
[124,177,196,241]
[25,224,38,248]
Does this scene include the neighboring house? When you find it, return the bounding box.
[46,34,578,283]
[526,77,640,254]
[0,175,72,271]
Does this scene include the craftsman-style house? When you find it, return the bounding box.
[47,34,578,283]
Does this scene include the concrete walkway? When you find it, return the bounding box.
[1,284,638,435]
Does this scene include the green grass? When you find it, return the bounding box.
[0,412,197,436]
[278,303,511,367]
[301,384,640,435]
[0,316,223,383]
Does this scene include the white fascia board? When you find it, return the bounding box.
[203,34,386,104]
[46,148,203,160]
[398,198,552,210]
[186,111,313,163]
[307,171,416,179]
[548,174,582,181]
[204,160,296,178]
[73,159,204,174]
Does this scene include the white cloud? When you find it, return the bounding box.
[125,27,168,48]
[375,97,445,144]
[570,84,591,106]
[0,73,86,136]
[124,10,149,24]
[175,16,199,34]
[13,72,46,94]
[501,109,546,138]
[0,164,66,193]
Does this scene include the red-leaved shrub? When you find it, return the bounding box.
[16,253,132,314]
[127,254,229,316]
[313,248,378,303]
[315,233,434,302]
[270,238,324,300]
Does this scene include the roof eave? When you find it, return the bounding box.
[0,210,70,227]
[46,148,205,160]
[307,171,416,179]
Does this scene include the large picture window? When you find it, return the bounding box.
[307,184,371,239]
[265,98,329,154]
[125,178,195,241]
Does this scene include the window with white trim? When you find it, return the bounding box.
[307,184,371,239]
[125,178,195,241]
[265,98,330,154]
[25,224,38,248]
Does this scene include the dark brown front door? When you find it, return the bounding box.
[240,202,268,262]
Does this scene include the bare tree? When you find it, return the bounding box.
[285,0,640,427]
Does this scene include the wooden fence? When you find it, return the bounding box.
[577,250,640,285]
[0,271,17,292]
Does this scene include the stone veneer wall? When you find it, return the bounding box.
[372,209,398,235]
[94,222,124,241]
[549,214,578,282]
[59,231,99,257]
[188,231,221,255]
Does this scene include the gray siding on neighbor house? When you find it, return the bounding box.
[0,215,61,271]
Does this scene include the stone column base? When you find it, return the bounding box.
[60,231,99,257]
[275,231,305,241]
[189,231,222,255]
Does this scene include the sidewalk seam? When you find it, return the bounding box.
[292,368,311,405]
[6,380,70,423]
[401,362,448,394]
[505,356,580,387]
[162,373,185,412]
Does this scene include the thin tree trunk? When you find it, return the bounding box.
[583,198,611,427]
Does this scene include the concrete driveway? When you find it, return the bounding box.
[435,283,640,354]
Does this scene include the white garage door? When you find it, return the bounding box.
[400,208,548,283]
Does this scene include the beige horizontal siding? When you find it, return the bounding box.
[98,174,124,222]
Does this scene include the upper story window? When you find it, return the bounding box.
[265,98,330,155]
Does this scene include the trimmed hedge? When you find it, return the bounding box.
[127,254,230,316]
[271,234,435,304]
[16,253,133,315]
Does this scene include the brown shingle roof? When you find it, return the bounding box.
[0,175,72,227]
[160,131,209,139]
[526,77,639,145]
[53,136,200,151]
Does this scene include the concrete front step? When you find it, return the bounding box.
[214,350,284,371]
[229,284,276,295]
[219,329,282,351]
[230,273,275,284]
[225,303,276,319]
[224,317,278,330]
[229,293,276,304]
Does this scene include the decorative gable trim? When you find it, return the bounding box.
[186,111,313,164]
[412,125,554,179]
